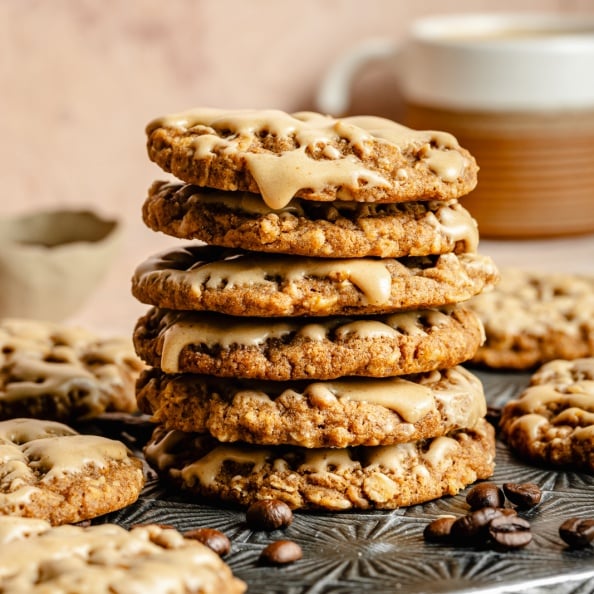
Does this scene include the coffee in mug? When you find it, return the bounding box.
[317,13,594,238]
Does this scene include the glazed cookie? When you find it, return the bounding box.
[146,108,478,208]
[469,268,594,370]
[0,418,144,525]
[500,358,594,472]
[136,365,487,448]
[144,419,495,510]
[0,318,144,421]
[133,306,485,380]
[132,245,499,317]
[142,181,479,258]
[0,517,246,593]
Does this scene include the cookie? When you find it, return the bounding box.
[144,419,495,510]
[133,306,485,380]
[469,268,594,370]
[136,365,487,448]
[500,358,594,472]
[0,517,246,593]
[132,245,499,318]
[142,180,479,258]
[146,108,478,209]
[0,418,144,525]
[0,318,144,421]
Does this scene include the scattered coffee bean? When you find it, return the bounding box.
[502,482,542,508]
[488,515,533,550]
[423,516,456,542]
[184,527,231,556]
[559,517,594,548]
[259,540,303,565]
[466,483,505,510]
[450,507,514,543]
[246,499,293,531]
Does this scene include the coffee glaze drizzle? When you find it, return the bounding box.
[147,109,471,209]
[158,308,453,374]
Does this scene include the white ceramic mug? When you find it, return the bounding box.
[317,13,594,238]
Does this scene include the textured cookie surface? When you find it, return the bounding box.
[500,358,594,472]
[144,419,495,511]
[142,181,479,258]
[0,418,144,525]
[0,318,144,421]
[132,245,499,318]
[469,268,594,370]
[133,306,485,380]
[137,366,487,448]
[146,108,478,208]
[0,517,246,594]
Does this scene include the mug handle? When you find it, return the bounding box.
[316,38,400,116]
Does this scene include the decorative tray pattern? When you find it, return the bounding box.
[95,369,594,594]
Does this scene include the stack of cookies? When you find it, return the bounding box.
[132,108,499,510]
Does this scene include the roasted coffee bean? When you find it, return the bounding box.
[246,499,293,531]
[259,540,303,565]
[559,517,594,548]
[466,483,505,510]
[450,507,517,544]
[184,528,231,556]
[423,516,456,542]
[502,482,542,508]
[488,515,532,549]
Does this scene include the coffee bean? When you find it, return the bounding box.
[488,515,532,550]
[246,499,293,531]
[502,482,542,508]
[466,483,505,510]
[559,517,594,548]
[259,540,303,565]
[423,516,456,542]
[184,528,231,556]
[451,507,514,543]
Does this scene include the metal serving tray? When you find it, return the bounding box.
[95,369,594,594]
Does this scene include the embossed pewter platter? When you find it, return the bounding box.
[92,370,594,594]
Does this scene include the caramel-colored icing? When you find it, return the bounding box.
[147,108,470,209]
[531,357,594,387]
[136,249,392,305]
[0,419,132,504]
[508,383,594,440]
[0,517,243,593]
[180,446,272,489]
[306,378,434,422]
[470,268,594,338]
[150,428,471,490]
[367,435,460,471]
[158,308,453,373]
[0,318,141,413]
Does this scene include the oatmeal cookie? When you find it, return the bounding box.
[500,357,594,472]
[146,108,478,208]
[0,418,144,525]
[0,318,144,421]
[144,419,495,510]
[136,365,487,448]
[469,268,594,369]
[142,181,479,258]
[0,517,245,593]
[133,306,485,380]
[132,245,499,317]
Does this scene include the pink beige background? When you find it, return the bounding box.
[1,0,594,334]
